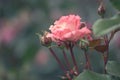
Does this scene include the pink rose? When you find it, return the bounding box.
[48,15,91,43]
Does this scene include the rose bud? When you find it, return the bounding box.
[98,3,105,18]
[37,31,52,46]
[80,22,86,29]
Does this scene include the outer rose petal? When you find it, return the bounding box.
[62,27,91,42]
[79,27,91,34]
[62,30,81,41]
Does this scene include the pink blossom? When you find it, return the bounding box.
[48,15,91,43]
[35,49,49,65]
[0,10,30,44]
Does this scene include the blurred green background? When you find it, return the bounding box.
[0,0,120,80]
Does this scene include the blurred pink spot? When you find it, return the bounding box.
[0,26,16,43]
[35,49,49,65]
[0,10,30,44]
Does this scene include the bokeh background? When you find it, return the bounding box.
[0,0,120,80]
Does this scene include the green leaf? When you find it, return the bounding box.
[93,14,120,36]
[106,61,120,77]
[74,70,111,80]
[110,0,120,11]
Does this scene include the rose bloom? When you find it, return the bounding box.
[47,15,91,43]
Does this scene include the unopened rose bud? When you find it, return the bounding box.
[98,3,105,18]
[40,36,51,46]
[37,31,52,46]
[80,22,86,29]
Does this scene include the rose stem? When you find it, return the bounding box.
[103,35,109,73]
[63,49,71,70]
[49,48,66,72]
[97,0,109,73]
[84,50,91,70]
[69,45,79,75]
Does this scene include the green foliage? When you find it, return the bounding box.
[22,44,38,63]
[93,14,120,36]
[106,61,120,77]
[74,70,111,80]
[110,0,120,11]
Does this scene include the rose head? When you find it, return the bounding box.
[48,15,91,43]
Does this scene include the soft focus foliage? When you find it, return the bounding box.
[75,70,111,80]
[110,0,120,11]
[106,61,120,77]
[93,14,120,36]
